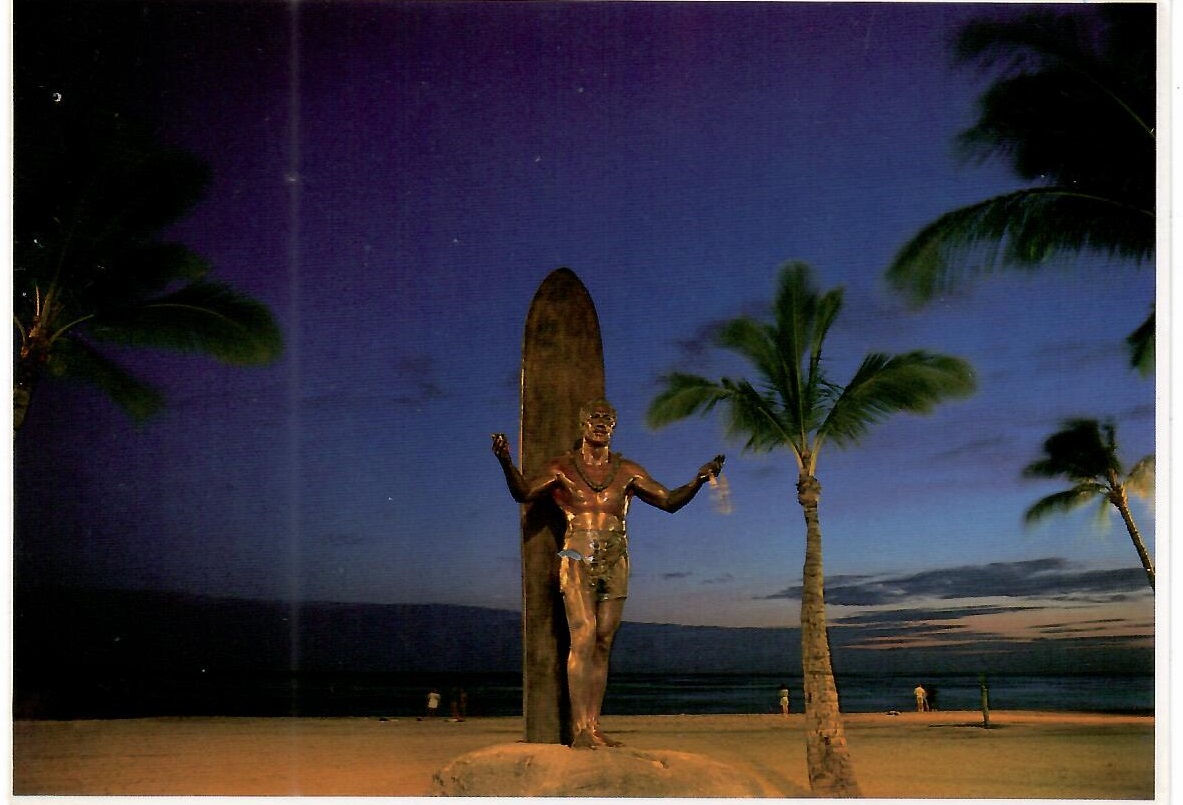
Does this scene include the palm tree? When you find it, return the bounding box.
[13,98,283,432]
[648,263,976,796]
[1022,418,1154,589]
[885,6,1155,375]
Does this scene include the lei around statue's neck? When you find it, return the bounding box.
[571,446,621,492]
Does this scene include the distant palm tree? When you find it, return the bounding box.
[1022,418,1154,589]
[885,6,1155,375]
[13,100,283,432]
[648,263,976,796]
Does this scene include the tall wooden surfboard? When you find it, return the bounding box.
[519,267,605,744]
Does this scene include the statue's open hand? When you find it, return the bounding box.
[491,432,511,460]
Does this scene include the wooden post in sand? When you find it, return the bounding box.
[519,268,605,744]
[980,674,991,728]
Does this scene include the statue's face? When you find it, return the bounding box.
[581,404,616,446]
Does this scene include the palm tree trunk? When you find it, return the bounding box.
[1110,483,1154,589]
[13,346,47,433]
[796,472,861,797]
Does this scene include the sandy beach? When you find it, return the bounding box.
[13,710,1154,798]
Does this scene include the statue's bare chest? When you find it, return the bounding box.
[552,454,634,512]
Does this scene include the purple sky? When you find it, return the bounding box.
[14,2,1154,662]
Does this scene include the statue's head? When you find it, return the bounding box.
[579,398,616,423]
[579,398,617,446]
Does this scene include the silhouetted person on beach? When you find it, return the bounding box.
[493,399,723,748]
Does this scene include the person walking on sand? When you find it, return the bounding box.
[779,684,791,716]
[913,684,927,712]
[493,399,724,749]
[425,689,441,718]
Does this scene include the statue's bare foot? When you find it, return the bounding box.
[570,729,598,750]
[592,727,624,747]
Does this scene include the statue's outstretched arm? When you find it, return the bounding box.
[492,432,556,502]
[633,454,725,513]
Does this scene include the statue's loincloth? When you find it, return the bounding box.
[559,529,629,601]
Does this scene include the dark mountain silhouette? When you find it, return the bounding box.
[14,587,522,675]
[13,586,803,677]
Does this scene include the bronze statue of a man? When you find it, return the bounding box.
[493,399,724,749]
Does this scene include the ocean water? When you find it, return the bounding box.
[22,670,1152,719]
[607,673,1154,717]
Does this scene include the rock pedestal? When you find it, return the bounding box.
[432,743,786,797]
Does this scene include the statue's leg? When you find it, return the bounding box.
[559,559,598,748]
[588,597,625,747]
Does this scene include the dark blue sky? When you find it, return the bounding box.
[14,2,1154,661]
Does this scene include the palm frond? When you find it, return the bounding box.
[17,113,212,247]
[650,263,974,467]
[13,96,282,428]
[648,373,794,455]
[1023,483,1108,525]
[720,378,796,454]
[886,189,1154,305]
[716,317,781,391]
[717,316,803,432]
[771,262,820,362]
[890,6,1154,317]
[1092,493,1114,532]
[959,69,1153,195]
[819,351,976,447]
[1021,418,1115,482]
[771,263,843,438]
[1126,454,1155,500]
[954,10,1107,68]
[103,242,212,294]
[955,8,1155,144]
[804,287,844,414]
[809,288,844,367]
[1126,308,1154,377]
[50,243,215,320]
[47,337,165,420]
[647,373,730,428]
[92,138,212,241]
[86,281,283,364]
[770,264,815,423]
